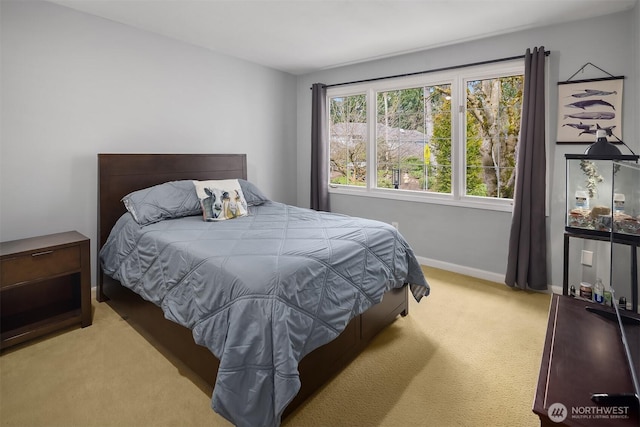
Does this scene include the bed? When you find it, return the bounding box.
[97,153,429,427]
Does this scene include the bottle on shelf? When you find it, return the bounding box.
[613,193,625,214]
[593,278,604,304]
[575,190,589,210]
[603,290,612,307]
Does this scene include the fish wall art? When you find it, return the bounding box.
[556,77,623,143]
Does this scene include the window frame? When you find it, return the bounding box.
[327,59,532,212]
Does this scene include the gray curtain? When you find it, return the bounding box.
[505,47,547,291]
[311,83,330,211]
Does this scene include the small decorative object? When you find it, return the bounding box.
[575,191,589,210]
[579,159,604,198]
[589,205,610,219]
[596,214,612,231]
[618,297,627,310]
[579,282,593,300]
[619,296,627,309]
[613,193,625,213]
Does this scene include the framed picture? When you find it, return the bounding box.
[556,77,623,144]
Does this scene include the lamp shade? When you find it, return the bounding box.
[584,129,622,157]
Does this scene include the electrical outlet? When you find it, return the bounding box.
[391,221,399,230]
[581,250,593,267]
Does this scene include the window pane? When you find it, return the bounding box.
[329,94,367,187]
[465,75,523,198]
[376,85,451,194]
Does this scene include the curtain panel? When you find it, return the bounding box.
[505,47,548,291]
[311,83,330,212]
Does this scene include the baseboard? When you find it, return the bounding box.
[549,284,562,295]
[416,256,505,283]
[417,256,558,295]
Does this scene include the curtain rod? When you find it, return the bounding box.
[315,50,550,89]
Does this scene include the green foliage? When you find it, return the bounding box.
[330,176,348,185]
[466,110,485,196]
[432,93,452,194]
[377,88,425,132]
[377,170,393,189]
[330,94,366,123]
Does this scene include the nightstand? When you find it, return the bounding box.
[0,231,91,349]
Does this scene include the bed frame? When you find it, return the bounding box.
[97,153,409,419]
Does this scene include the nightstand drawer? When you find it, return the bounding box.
[1,246,81,288]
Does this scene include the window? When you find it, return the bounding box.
[327,60,525,211]
[329,94,367,186]
[465,75,523,200]
[376,84,451,193]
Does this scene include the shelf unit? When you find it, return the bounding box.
[563,227,638,312]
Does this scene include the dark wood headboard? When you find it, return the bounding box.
[97,153,247,290]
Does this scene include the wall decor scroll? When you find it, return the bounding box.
[556,66,624,144]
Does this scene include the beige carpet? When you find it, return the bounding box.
[0,267,550,426]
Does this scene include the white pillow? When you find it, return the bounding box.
[193,179,249,221]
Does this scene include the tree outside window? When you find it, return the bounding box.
[329,94,367,186]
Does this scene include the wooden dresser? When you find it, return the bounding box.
[533,294,639,426]
[0,231,91,349]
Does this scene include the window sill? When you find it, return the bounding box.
[328,186,514,213]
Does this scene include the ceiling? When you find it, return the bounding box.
[47,0,638,75]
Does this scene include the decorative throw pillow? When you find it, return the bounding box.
[238,179,269,206]
[193,179,249,221]
[122,180,202,226]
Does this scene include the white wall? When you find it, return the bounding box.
[0,1,297,282]
[296,10,639,287]
[2,1,638,291]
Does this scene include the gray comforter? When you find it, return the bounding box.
[100,201,429,427]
